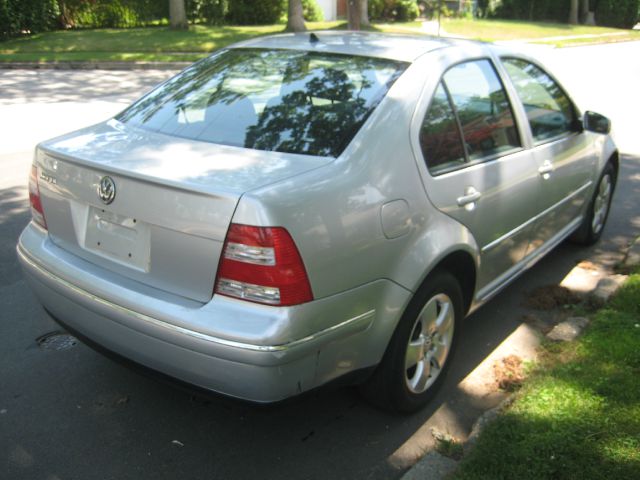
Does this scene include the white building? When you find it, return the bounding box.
[316,0,338,21]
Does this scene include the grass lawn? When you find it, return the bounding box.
[454,273,640,479]
[442,18,640,42]
[1,19,639,63]
[0,22,342,62]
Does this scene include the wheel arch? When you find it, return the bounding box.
[608,150,619,184]
[428,250,477,316]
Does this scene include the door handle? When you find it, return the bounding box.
[538,160,554,178]
[457,187,482,208]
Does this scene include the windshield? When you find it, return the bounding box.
[117,48,407,157]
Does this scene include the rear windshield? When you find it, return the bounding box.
[117,48,407,157]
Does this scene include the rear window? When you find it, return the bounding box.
[117,48,407,157]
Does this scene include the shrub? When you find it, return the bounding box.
[395,0,419,21]
[59,0,168,29]
[491,0,569,22]
[226,0,284,25]
[0,0,59,39]
[595,0,639,28]
[370,0,419,22]
[302,0,323,22]
[187,0,228,25]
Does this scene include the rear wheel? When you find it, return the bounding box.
[572,162,616,245]
[360,271,463,413]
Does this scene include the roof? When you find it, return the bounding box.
[230,31,454,63]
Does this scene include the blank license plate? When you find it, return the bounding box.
[85,207,150,271]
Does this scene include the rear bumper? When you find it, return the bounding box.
[18,223,410,402]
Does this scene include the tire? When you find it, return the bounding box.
[360,271,463,413]
[571,162,616,246]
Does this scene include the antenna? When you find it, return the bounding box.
[310,32,320,44]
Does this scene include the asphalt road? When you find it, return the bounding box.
[1,42,639,480]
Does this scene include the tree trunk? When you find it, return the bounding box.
[286,0,307,32]
[57,1,74,28]
[360,0,370,27]
[568,0,579,24]
[169,0,188,30]
[579,0,589,23]
[348,0,361,30]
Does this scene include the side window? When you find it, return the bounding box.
[420,59,522,176]
[502,57,578,143]
[443,60,521,162]
[420,82,466,174]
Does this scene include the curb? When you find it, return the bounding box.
[0,61,190,70]
[623,236,640,270]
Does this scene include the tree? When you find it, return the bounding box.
[169,0,188,29]
[348,0,362,30]
[360,0,370,27]
[287,0,307,32]
[568,0,579,24]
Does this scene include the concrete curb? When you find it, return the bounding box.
[0,61,191,70]
[623,236,640,270]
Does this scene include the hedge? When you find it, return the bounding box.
[491,0,640,28]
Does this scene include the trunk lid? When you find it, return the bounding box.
[36,120,331,303]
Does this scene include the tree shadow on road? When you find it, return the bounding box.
[0,185,29,286]
[0,69,175,105]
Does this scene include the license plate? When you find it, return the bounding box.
[85,207,150,271]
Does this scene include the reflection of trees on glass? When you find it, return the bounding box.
[117,49,406,157]
[444,60,520,161]
[503,58,577,142]
[246,67,368,157]
[420,83,465,174]
[420,60,522,174]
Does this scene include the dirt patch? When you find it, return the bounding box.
[523,285,581,310]
[493,355,525,392]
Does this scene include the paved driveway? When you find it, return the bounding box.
[1,42,639,480]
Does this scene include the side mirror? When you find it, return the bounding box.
[583,111,611,134]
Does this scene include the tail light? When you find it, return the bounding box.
[215,224,313,306]
[29,165,47,229]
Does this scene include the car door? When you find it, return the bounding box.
[415,58,541,297]
[500,57,597,253]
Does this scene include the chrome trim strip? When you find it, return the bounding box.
[481,180,593,253]
[17,245,375,353]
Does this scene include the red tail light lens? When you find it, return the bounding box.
[29,165,47,229]
[215,224,313,306]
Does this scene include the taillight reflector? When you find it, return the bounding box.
[29,165,47,229]
[215,224,313,306]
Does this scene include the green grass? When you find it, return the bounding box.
[538,32,640,48]
[454,274,640,480]
[442,18,638,42]
[0,22,342,62]
[1,19,639,63]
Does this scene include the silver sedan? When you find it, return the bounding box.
[18,32,617,412]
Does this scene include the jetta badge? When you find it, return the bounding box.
[98,176,116,205]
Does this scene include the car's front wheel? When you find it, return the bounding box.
[572,161,616,245]
[360,271,463,413]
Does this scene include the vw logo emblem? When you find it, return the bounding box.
[98,176,116,205]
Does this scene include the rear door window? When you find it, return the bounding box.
[420,59,521,175]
